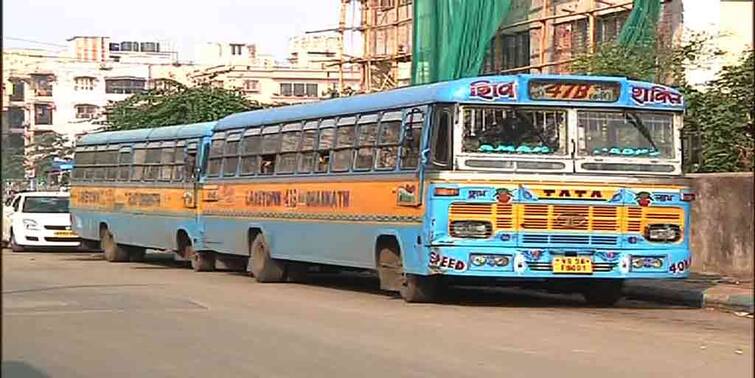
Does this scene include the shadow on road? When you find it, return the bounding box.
[16,250,695,311]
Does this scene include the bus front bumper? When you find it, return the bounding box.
[417,246,691,279]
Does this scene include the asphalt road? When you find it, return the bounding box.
[2,249,753,378]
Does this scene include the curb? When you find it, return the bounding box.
[623,281,754,312]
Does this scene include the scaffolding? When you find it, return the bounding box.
[314,0,676,93]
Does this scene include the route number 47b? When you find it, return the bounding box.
[669,258,691,274]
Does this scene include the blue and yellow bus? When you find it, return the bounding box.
[71,74,694,303]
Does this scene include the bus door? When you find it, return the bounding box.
[182,140,200,210]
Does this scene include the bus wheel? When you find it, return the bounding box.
[101,229,129,262]
[190,248,215,272]
[377,246,403,291]
[127,246,147,262]
[248,234,285,283]
[401,274,440,303]
[582,280,624,307]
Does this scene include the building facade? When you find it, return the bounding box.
[351,0,752,90]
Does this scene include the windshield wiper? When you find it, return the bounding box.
[625,111,658,151]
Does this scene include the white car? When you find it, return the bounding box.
[2,192,80,251]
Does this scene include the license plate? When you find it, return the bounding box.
[54,230,78,237]
[552,256,593,274]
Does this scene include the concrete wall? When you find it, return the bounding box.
[689,172,754,279]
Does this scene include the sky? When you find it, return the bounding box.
[2,0,359,61]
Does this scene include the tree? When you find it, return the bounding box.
[1,134,25,182]
[106,80,265,131]
[26,132,74,185]
[571,34,752,173]
[684,52,754,172]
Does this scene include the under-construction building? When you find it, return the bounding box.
[340,0,683,92]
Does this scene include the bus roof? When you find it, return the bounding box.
[215,74,685,132]
[78,121,216,146]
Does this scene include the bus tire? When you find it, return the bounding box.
[400,274,440,303]
[248,234,285,283]
[101,229,129,262]
[377,246,403,291]
[191,249,215,272]
[582,280,624,307]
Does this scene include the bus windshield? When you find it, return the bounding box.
[577,110,675,159]
[461,106,567,156]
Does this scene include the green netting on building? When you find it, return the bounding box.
[411,0,511,85]
[618,0,662,47]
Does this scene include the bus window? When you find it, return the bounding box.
[94,149,108,180]
[376,117,401,170]
[277,130,301,174]
[223,136,240,177]
[260,130,280,175]
[354,117,378,171]
[315,126,335,173]
[131,148,147,181]
[105,149,119,181]
[160,144,175,181]
[400,110,424,170]
[240,134,260,176]
[144,144,162,181]
[332,121,356,172]
[118,149,132,181]
[173,144,185,181]
[297,128,317,174]
[207,139,224,177]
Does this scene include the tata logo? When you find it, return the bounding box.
[554,214,588,228]
[541,189,604,199]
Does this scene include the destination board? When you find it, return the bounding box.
[528,80,620,102]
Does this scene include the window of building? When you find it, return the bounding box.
[75,104,98,119]
[230,44,244,56]
[75,77,95,91]
[140,42,159,53]
[34,104,52,125]
[279,82,319,97]
[120,41,138,52]
[8,107,24,129]
[31,74,54,97]
[596,10,631,44]
[244,80,260,93]
[10,82,25,101]
[485,30,530,74]
[105,78,146,94]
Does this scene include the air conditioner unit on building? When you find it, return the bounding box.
[99,63,112,70]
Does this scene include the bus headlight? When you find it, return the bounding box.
[450,221,491,238]
[631,256,665,270]
[645,224,681,242]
